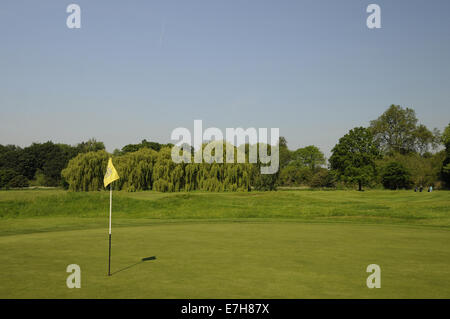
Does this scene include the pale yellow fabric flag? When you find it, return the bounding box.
[104,158,119,188]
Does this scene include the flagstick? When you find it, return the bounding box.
[108,183,112,276]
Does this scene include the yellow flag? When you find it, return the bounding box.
[104,158,119,188]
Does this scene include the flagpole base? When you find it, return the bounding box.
[108,233,112,276]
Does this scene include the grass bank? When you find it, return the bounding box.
[0,189,449,235]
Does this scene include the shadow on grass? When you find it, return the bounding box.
[111,256,156,276]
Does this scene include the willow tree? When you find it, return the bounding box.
[62,142,252,193]
[196,141,252,192]
[152,147,185,192]
[115,148,158,191]
[61,150,109,191]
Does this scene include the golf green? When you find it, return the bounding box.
[1,222,449,298]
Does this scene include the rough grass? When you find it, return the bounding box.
[1,189,449,234]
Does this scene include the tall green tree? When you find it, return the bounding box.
[291,145,325,171]
[329,127,380,191]
[115,148,158,191]
[120,139,174,155]
[369,105,438,154]
[252,142,280,191]
[377,152,443,187]
[381,162,412,190]
[278,137,291,169]
[76,138,105,153]
[309,168,336,188]
[61,150,109,191]
[279,166,312,186]
[0,142,82,187]
[441,123,450,188]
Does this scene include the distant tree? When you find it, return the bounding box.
[377,151,443,188]
[120,139,173,155]
[279,166,312,186]
[442,122,450,146]
[369,105,438,154]
[76,138,105,153]
[120,143,141,154]
[381,162,412,190]
[441,123,450,188]
[414,125,440,155]
[0,169,16,188]
[278,137,292,169]
[253,169,278,190]
[329,127,379,191]
[19,142,78,186]
[8,175,29,188]
[443,162,450,188]
[61,150,109,191]
[112,149,122,157]
[291,145,325,171]
[32,169,47,187]
[0,145,23,176]
[309,168,336,188]
[115,148,158,192]
[252,142,280,191]
[0,142,75,186]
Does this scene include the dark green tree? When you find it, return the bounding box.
[291,145,325,171]
[381,162,412,190]
[252,142,280,191]
[120,139,174,155]
[309,168,336,188]
[441,123,450,188]
[369,105,438,155]
[76,138,105,153]
[279,166,312,186]
[278,137,292,169]
[8,175,29,188]
[0,168,16,188]
[329,127,380,191]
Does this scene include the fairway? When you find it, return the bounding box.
[1,190,450,298]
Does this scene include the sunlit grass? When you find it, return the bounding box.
[0,189,449,298]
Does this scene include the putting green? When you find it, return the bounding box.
[0,222,449,298]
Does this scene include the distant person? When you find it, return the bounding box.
[429,186,433,192]
[414,187,418,192]
[419,185,423,192]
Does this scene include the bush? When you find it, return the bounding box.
[381,162,412,190]
[310,168,335,188]
[8,175,29,188]
[441,140,450,188]
[377,152,443,188]
[0,169,16,188]
[279,166,313,186]
[29,169,47,187]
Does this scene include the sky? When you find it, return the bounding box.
[1,0,449,157]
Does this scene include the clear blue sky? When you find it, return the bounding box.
[1,0,449,157]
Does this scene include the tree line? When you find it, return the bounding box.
[61,147,254,192]
[1,105,449,191]
[329,105,448,190]
[0,139,171,189]
[275,105,448,191]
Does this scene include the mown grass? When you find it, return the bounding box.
[1,223,449,298]
[0,189,449,298]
